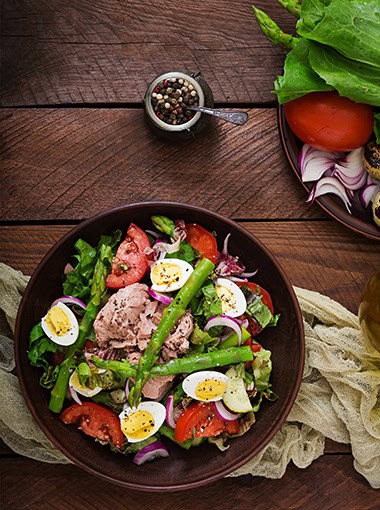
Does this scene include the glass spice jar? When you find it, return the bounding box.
[144,71,214,140]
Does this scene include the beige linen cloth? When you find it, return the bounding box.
[0,262,379,488]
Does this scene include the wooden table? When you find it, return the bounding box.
[1,1,379,508]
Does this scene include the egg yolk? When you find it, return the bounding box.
[216,286,236,314]
[45,306,71,336]
[195,379,227,400]
[152,262,182,287]
[121,410,155,440]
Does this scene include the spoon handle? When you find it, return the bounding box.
[189,106,249,125]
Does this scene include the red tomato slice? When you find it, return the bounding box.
[225,419,240,435]
[284,91,374,152]
[60,402,124,448]
[174,402,226,442]
[244,337,262,353]
[185,223,218,263]
[106,223,149,289]
[238,282,274,314]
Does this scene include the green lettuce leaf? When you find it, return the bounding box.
[245,294,280,330]
[28,323,61,389]
[168,241,197,263]
[374,113,380,145]
[253,348,273,392]
[192,280,223,324]
[297,0,380,69]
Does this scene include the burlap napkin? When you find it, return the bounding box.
[0,262,379,488]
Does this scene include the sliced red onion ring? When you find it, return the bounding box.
[145,229,160,239]
[133,441,169,465]
[227,276,248,283]
[306,177,352,213]
[51,296,87,310]
[360,183,380,208]
[222,233,231,254]
[299,144,341,183]
[205,315,242,346]
[148,288,173,305]
[69,384,82,405]
[124,379,130,400]
[166,395,176,429]
[214,401,239,421]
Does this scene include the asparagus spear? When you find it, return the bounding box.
[151,215,175,238]
[128,258,215,407]
[276,0,301,18]
[252,5,299,49]
[49,243,113,413]
[92,346,253,379]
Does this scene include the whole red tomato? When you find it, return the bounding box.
[284,91,374,152]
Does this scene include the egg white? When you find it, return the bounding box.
[215,278,247,318]
[182,370,229,402]
[41,301,79,346]
[69,370,103,398]
[150,258,194,293]
[119,401,166,443]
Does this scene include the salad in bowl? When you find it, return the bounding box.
[28,215,279,464]
[16,203,303,490]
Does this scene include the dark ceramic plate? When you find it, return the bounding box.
[278,106,380,241]
[15,202,304,491]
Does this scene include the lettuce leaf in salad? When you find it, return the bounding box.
[63,230,122,301]
[191,279,223,324]
[241,286,280,330]
[190,323,219,347]
[167,241,197,263]
[28,323,61,389]
[252,348,273,392]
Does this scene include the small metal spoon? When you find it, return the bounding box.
[187,105,249,125]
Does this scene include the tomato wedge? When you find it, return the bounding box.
[238,282,274,314]
[106,223,150,289]
[174,402,240,442]
[238,282,275,337]
[186,223,218,263]
[60,402,124,448]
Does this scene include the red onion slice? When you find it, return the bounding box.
[299,144,341,183]
[306,177,352,213]
[69,384,82,405]
[165,395,176,429]
[64,263,74,275]
[360,184,380,208]
[133,441,169,465]
[205,315,242,345]
[214,401,239,421]
[222,233,231,254]
[148,288,173,305]
[51,296,87,310]
[145,229,160,239]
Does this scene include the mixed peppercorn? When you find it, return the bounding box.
[151,77,200,125]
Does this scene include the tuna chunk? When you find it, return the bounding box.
[142,375,175,400]
[94,283,150,346]
[162,311,193,362]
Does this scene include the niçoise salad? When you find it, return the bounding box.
[28,216,279,465]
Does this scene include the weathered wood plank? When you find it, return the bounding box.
[1,1,293,106]
[0,222,377,314]
[0,108,326,221]
[2,456,376,509]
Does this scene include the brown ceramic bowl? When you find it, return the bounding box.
[278,106,380,241]
[15,202,304,491]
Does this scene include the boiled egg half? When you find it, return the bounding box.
[69,369,103,398]
[215,278,247,318]
[150,258,194,293]
[119,402,166,443]
[41,301,79,346]
[182,370,229,402]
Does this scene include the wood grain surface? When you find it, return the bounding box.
[1,222,378,314]
[1,1,293,106]
[2,456,378,509]
[1,108,326,221]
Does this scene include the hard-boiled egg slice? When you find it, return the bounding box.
[215,278,247,318]
[119,402,166,443]
[69,370,103,398]
[41,301,79,346]
[182,371,229,402]
[150,258,194,293]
